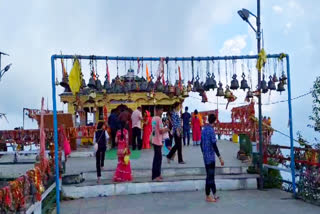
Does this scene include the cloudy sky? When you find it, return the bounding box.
[0,0,319,146]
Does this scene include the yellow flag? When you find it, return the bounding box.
[256,48,267,72]
[69,59,82,95]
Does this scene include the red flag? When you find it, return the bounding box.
[137,58,141,74]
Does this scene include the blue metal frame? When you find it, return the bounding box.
[50,53,295,213]
[286,54,296,196]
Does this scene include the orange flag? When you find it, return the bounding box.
[61,58,67,77]
[146,64,150,82]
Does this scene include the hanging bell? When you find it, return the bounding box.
[96,77,102,91]
[204,73,215,91]
[147,80,154,92]
[103,77,111,92]
[224,85,232,98]
[268,75,276,91]
[140,78,148,91]
[281,72,287,85]
[272,73,278,82]
[130,80,137,92]
[277,81,285,93]
[261,76,268,93]
[210,73,217,90]
[81,78,86,89]
[182,86,188,97]
[216,82,224,97]
[187,81,192,92]
[246,88,254,98]
[60,74,69,88]
[164,81,169,94]
[87,76,97,90]
[156,81,164,92]
[230,74,239,90]
[193,77,200,92]
[240,73,249,91]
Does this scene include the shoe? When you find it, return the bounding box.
[206,196,217,203]
[97,177,101,184]
[153,177,163,182]
[178,161,186,164]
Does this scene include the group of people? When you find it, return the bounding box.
[93,103,224,202]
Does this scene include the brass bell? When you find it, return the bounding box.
[280,72,287,85]
[140,78,148,91]
[130,80,137,92]
[81,78,86,89]
[182,86,188,97]
[277,81,285,93]
[261,76,268,93]
[146,80,154,92]
[193,76,200,92]
[60,75,71,92]
[272,73,278,82]
[87,76,97,89]
[246,88,253,98]
[240,73,249,91]
[204,73,216,91]
[224,85,232,98]
[268,75,276,91]
[96,78,102,91]
[230,74,239,90]
[103,77,111,92]
[156,81,164,92]
[187,81,192,92]
[216,82,224,97]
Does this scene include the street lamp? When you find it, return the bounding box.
[238,0,264,190]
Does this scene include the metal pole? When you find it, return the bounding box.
[256,0,264,189]
[51,56,60,214]
[286,55,296,196]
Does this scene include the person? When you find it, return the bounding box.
[131,106,143,150]
[200,114,224,202]
[166,102,185,164]
[162,117,172,155]
[151,106,169,181]
[94,121,109,184]
[192,110,202,146]
[108,109,119,148]
[118,108,130,128]
[181,106,191,146]
[113,121,132,182]
[142,110,152,149]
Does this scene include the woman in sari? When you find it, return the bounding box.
[113,121,132,182]
[142,110,152,149]
[191,110,202,146]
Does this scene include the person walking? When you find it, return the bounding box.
[181,106,191,146]
[131,106,143,150]
[108,109,119,148]
[166,102,185,164]
[192,109,202,146]
[151,106,169,181]
[200,114,224,202]
[93,121,109,184]
[113,121,132,182]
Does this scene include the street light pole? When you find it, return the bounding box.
[256,0,264,190]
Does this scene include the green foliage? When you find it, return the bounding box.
[263,159,283,189]
[310,77,320,131]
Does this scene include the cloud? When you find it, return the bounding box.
[272,5,283,14]
[219,35,247,56]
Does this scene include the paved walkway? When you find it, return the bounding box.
[59,189,320,214]
[65,140,247,175]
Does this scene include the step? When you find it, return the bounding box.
[62,166,249,184]
[62,174,258,198]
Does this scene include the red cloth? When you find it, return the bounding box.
[113,129,132,182]
[142,111,152,149]
[192,116,202,141]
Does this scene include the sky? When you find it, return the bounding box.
[0,0,319,146]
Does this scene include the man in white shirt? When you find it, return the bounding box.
[131,106,143,150]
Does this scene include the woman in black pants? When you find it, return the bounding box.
[94,121,109,183]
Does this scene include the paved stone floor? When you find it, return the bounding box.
[59,189,320,214]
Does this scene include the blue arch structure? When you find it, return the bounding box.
[51,53,295,214]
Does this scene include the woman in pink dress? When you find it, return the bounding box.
[191,110,202,146]
[113,122,132,182]
[142,110,152,149]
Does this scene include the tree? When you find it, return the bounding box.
[310,76,320,131]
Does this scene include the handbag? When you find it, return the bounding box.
[94,131,105,153]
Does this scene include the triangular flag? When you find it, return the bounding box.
[146,64,150,82]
